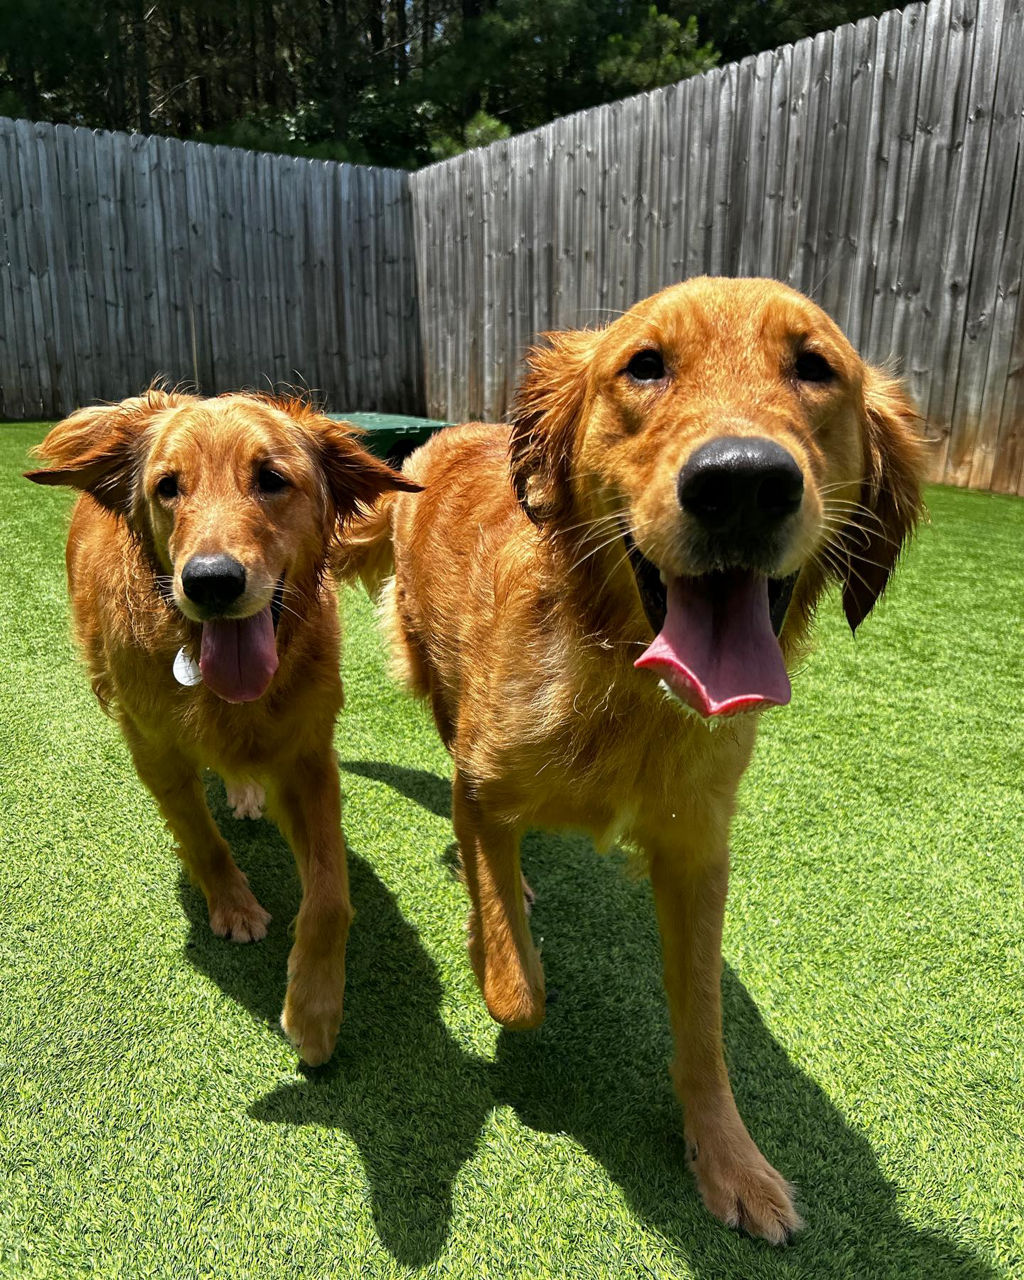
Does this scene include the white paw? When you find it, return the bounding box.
[226,780,265,820]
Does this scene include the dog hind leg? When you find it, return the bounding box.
[225,778,266,820]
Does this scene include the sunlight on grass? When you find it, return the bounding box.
[1,425,1021,1278]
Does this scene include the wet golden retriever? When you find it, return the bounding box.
[351,278,925,1240]
[28,391,417,1065]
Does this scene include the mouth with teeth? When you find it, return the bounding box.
[624,533,798,719]
[194,581,286,704]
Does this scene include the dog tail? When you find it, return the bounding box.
[336,491,399,597]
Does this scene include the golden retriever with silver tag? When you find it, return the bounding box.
[29,391,417,1065]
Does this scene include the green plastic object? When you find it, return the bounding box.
[332,411,450,464]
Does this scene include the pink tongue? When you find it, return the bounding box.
[634,573,791,718]
[199,606,279,703]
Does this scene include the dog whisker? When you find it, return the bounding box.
[821,501,890,533]
[565,530,633,576]
[820,510,902,551]
[817,540,883,597]
[594,542,638,599]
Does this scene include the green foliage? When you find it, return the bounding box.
[464,108,512,150]
[598,10,717,96]
[198,115,361,165]
[0,0,726,169]
[692,0,891,64]
[428,109,510,161]
[0,0,894,167]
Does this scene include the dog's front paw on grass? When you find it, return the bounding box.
[689,1133,802,1245]
[469,924,546,1030]
[280,997,342,1067]
[482,974,546,1030]
[207,884,271,943]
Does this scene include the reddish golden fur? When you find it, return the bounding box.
[28,390,416,1065]
[352,278,925,1241]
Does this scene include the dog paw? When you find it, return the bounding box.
[208,886,271,943]
[477,951,546,1030]
[468,915,546,1030]
[689,1136,802,1245]
[225,780,265,820]
[280,998,342,1067]
[484,980,546,1030]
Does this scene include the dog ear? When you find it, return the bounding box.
[24,392,175,518]
[509,329,596,523]
[314,417,421,524]
[841,369,928,632]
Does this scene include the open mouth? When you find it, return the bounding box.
[624,534,798,719]
[194,581,285,704]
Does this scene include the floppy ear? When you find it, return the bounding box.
[841,369,928,632]
[509,329,596,523]
[25,392,175,519]
[314,417,421,524]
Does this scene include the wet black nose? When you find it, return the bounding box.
[181,554,246,611]
[678,436,804,535]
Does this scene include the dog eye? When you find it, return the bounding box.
[625,349,666,382]
[794,351,834,383]
[258,466,289,494]
[155,475,178,499]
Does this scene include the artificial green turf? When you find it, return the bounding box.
[2,422,1021,1278]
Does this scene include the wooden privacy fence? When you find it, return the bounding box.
[0,118,422,419]
[2,0,1024,492]
[410,0,1024,495]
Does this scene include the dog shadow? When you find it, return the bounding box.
[182,776,492,1267]
[178,768,996,1277]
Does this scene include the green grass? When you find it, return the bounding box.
[2,422,1022,1279]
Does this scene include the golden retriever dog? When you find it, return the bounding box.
[27,391,417,1065]
[351,278,925,1240]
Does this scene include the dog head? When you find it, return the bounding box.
[28,390,418,702]
[510,277,926,718]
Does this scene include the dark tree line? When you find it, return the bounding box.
[0,0,889,168]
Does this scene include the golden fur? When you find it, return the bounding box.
[350,278,926,1241]
[28,390,416,1065]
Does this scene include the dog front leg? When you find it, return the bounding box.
[266,752,351,1067]
[123,723,270,942]
[453,771,545,1030]
[647,833,801,1244]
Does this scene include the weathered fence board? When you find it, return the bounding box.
[410,0,1024,493]
[0,119,422,418]
[962,0,1024,490]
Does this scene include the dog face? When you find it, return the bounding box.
[140,396,356,624]
[28,391,417,701]
[511,278,925,717]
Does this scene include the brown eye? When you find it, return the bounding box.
[625,349,666,382]
[795,351,834,384]
[258,466,289,494]
[156,475,178,499]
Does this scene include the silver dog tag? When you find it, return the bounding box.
[173,646,202,687]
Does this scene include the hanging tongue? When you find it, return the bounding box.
[634,572,790,718]
[199,605,279,703]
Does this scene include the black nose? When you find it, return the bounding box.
[678,436,804,535]
[181,554,247,611]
